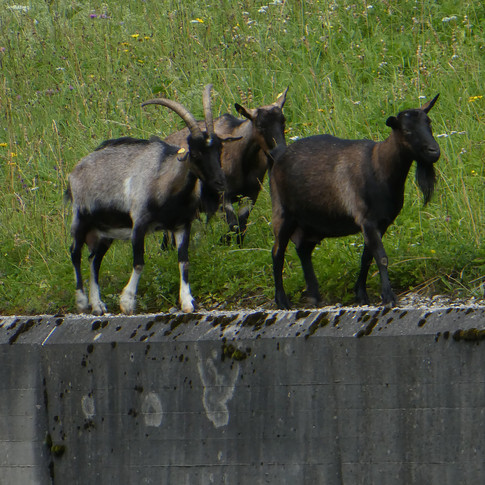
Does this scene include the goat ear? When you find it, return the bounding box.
[177,147,189,162]
[274,87,289,108]
[235,104,256,121]
[421,93,439,113]
[386,116,400,129]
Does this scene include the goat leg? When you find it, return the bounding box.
[220,201,240,245]
[354,243,373,305]
[120,223,147,314]
[88,238,112,315]
[160,231,176,251]
[235,203,251,247]
[361,225,396,307]
[295,240,320,306]
[272,223,293,310]
[70,217,90,313]
[71,240,90,313]
[174,225,196,313]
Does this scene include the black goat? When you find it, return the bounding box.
[66,85,237,315]
[165,88,288,245]
[270,94,441,309]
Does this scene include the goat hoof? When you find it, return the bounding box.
[382,298,397,309]
[75,290,90,313]
[381,293,397,308]
[91,302,107,316]
[120,292,136,315]
[355,291,370,306]
[303,291,321,307]
[275,295,291,310]
[181,299,196,313]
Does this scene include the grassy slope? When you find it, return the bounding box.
[0,0,483,315]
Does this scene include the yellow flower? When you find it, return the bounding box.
[131,33,140,38]
[468,95,483,102]
[0,142,7,147]
[190,18,204,23]
[121,42,129,46]
[10,152,17,157]
[430,249,436,254]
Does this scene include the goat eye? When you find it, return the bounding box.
[403,129,412,136]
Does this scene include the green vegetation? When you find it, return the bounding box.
[0,0,483,315]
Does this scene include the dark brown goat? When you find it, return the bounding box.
[164,88,288,245]
[270,94,440,309]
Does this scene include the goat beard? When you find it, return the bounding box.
[415,162,436,205]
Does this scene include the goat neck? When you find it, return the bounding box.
[373,130,415,188]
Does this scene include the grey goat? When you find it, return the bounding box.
[164,88,288,245]
[66,84,236,315]
[270,94,441,309]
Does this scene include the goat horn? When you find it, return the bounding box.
[141,98,203,139]
[421,93,440,114]
[202,84,215,136]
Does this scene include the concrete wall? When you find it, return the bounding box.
[1,305,484,484]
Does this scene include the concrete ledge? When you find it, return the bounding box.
[1,305,484,484]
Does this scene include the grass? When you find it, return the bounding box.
[0,0,483,315]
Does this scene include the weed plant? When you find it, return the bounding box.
[0,0,483,314]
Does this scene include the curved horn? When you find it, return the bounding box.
[202,84,215,136]
[141,98,203,138]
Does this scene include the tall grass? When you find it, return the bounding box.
[0,0,483,314]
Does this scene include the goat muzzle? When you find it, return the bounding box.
[423,145,440,164]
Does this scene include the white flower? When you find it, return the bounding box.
[436,131,466,138]
[442,15,457,23]
[7,5,29,12]
[258,6,268,13]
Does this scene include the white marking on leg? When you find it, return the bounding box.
[89,259,107,316]
[75,289,90,313]
[120,266,143,314]
[174,229,195,313]
[73,244,89,314]
[178,262,195,313]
